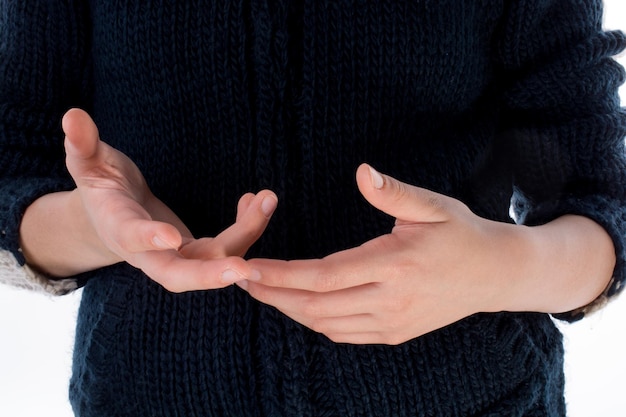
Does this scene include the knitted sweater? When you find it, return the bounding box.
[1,1,625,416]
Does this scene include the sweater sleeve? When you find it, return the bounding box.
[494,0,626,321]
[0,1,92,295]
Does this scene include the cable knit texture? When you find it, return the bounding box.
[1,1,625,416]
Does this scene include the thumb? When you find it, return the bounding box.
[355,163,450,223]
[62,108,100,161]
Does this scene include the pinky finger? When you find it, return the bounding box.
[214,191,277,257]
[322,332,390,345]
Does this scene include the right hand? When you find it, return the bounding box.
[61,108,277,292]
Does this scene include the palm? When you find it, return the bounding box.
[62,109,276,291]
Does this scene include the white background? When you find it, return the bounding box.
[0,2,625,416]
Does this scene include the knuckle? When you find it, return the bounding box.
[388,179,410,204]
[425,194,444,212]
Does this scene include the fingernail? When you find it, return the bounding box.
[261,195,278,217]
[152,235,175,249]
[369,166,384,189]
[221,269,246,284]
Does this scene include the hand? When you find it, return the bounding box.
[240,164,525,345]
[61,108,277,291]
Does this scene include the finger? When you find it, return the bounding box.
[113,217,182,253]
[293,314,379,339]
[284,312,380,343]
[62,108,100,161]
[278,311,407,345]
[177,191,277,260]
[62,108,126,186]
[355,163,450,223]
[239,280,378,318]
[144,196,193,240]
[133,251,259,292]
[321,333,387,345]
[213,190,277,256]
[308,316,414,345]
[236,285,397,344]
[236,193,256,222]
[94,196,182,253]
[248,234,398,291]
[238,281,382,342]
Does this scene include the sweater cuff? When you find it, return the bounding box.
[0,249,78,295]
[0,176,77,295]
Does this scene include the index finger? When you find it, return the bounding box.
[248,237,394,292]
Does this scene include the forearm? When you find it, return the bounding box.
[495,215,615,315]
[19,190,120,278]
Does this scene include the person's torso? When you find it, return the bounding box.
[70,3,565,416]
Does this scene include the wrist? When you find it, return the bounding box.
[20,190,120,277]
[489,215,615,315]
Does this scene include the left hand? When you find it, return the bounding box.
[240,163,527,345]
[57,109,277,291]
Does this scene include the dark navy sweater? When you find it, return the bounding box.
[1,1,625,416]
